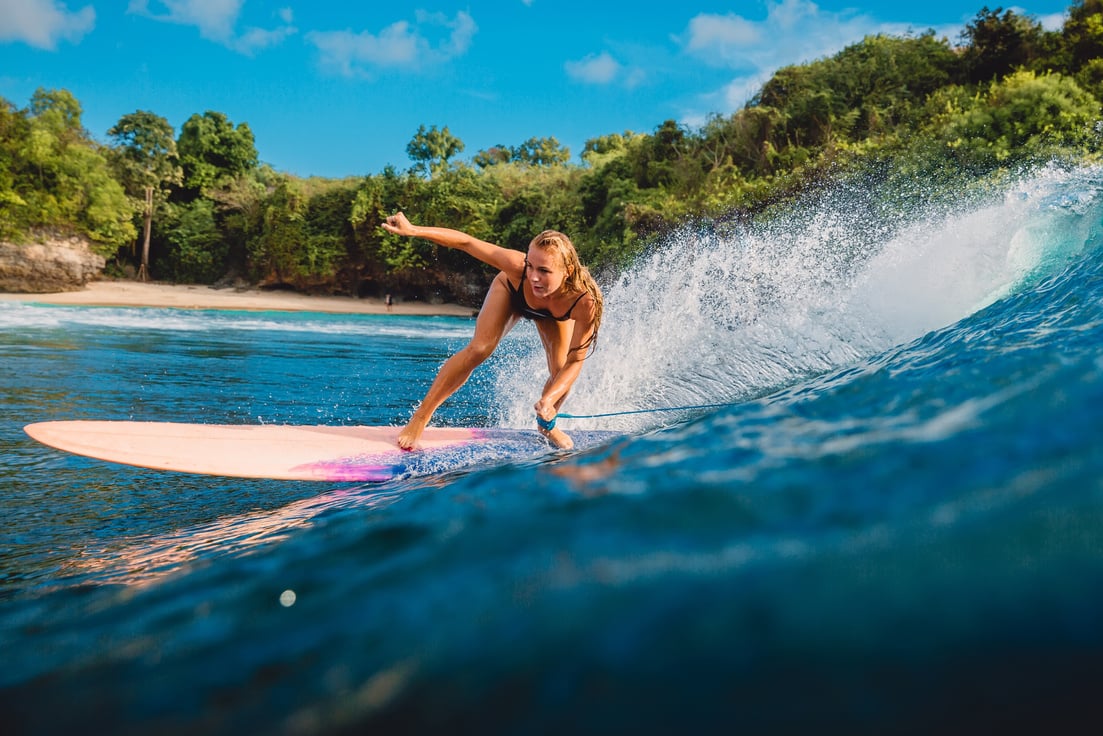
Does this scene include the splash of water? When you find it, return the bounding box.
[492,164,1100,432]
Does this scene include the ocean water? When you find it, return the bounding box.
[2,164,1102,734]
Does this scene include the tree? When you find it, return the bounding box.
[960,7,1046,83]
[511,136,571,166]
[11,88,135,253]
[473,144,512,168]
[0,97,31,240]
[1061,0,1103,72]
[176,111,258,197]
[755,34,959,156]
[160,199,225,282]
[406,124,464,177]
[472,137,571,169]
[108,111,182,280]
[633,120,689,187]
[925,70,1100,170]
[27,88,84,143]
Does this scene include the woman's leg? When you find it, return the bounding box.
[534,319,576,449]
[397,275,518,450]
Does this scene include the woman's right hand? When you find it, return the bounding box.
[381,212,416,237]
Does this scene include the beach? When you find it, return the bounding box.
[0,280,477,316]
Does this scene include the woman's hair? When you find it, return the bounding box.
[530,230,604,353]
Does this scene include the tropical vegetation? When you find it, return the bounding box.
[2,3,1101,303]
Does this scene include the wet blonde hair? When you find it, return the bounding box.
[530,229,604,353]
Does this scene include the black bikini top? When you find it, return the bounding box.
[507,264,586,321]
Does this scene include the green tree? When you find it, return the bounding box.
[925,70,1100,170]
[350,165,426,278]
[489,165,584,251]
[756,33,958,157]
[697,107,784,177]
[576,152,640,266]
[176,111,258,197]
[582,132,635,160]
[406,124,464,177]
[0,98,31,240]
[1062,0,1103,71]
[245,176,349,287]
[160,199,226,282]
[633,119,692,188]
[511,136,571,166]
[473,144,512,168]
[27,88,83,143]
[203,166,277,277]
[11,89,135,253]
[960,7,1046,83]
[108,111,183,279]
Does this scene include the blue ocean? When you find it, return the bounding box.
[2,164,1102,734]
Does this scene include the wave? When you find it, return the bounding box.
[5,163,1103,734]
[492,163,1103,433]
[0,302,474,340]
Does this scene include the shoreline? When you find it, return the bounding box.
[0,280,478,317]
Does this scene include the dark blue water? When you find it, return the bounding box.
[2,165,1102,734]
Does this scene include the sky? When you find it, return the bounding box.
[0,0,1075,179]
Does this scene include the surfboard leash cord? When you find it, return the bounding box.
[556,401,737,421]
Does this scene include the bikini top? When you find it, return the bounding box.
[507,265,587,321]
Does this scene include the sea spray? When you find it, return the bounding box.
[492,164,1100,432]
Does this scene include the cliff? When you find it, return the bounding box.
[0,236,106,293]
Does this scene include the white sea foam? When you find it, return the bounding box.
[0,304,472,341]
[491,165,1103,432]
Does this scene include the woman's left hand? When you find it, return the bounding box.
[381,212,416,237]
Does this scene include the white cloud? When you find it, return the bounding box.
[623,67,647,89]
[680,0,906,73]
[677,0,956,116]
[128,0,241,41]
[684,12,761,51]
[127,0,296,54]
[565,52,621,84]
[308,22,419,73]
[1036,12,1067,32]
[417,9,476,56]
[565,50,649,89]
[233,24,296,55]
[306,11,476,77]
[0,0,95,50]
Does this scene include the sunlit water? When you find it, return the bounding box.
[2,164,1102,734]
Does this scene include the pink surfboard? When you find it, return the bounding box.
[23,421,538,482]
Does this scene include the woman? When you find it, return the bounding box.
[381,212,603,451]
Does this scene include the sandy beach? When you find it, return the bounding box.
[0,280,477,316]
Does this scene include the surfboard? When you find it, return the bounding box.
[23,420,604,482]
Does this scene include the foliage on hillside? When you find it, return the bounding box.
[2,3,1101,302]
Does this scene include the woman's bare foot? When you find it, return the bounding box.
[541,426,574,450]
[396,417,428,451]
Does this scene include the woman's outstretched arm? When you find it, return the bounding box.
[381,212,523,275]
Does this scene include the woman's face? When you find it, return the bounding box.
[525,245,568,298]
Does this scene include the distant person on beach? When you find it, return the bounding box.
[381,212,603,451]
[384,293,393,312]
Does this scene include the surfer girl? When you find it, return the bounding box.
[381,212,603,451]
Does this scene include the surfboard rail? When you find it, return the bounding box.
[24,421,490,482]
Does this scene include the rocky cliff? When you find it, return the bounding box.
[0,236,106,293]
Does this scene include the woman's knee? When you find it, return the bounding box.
[463,338,499,363]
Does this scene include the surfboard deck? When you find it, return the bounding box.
[24,420,610,482]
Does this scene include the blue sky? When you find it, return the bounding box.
[0,0,1074,179]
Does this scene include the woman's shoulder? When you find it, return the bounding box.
[497,250,527,277]
[568,288,598,319]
